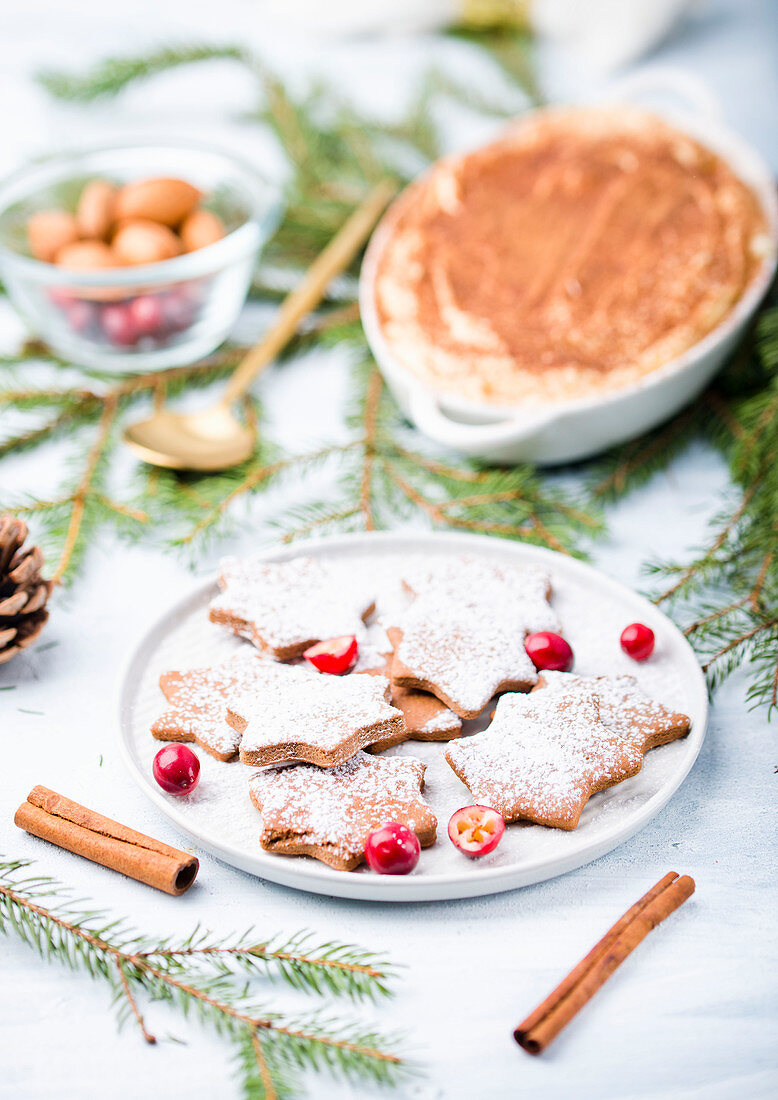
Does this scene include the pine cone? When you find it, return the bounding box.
[0,516,52,666]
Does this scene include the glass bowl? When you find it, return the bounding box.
[0,141,281,371]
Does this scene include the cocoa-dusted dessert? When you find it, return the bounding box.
[372,107,770,407]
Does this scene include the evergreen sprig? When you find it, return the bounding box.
[0,38,776,712]
[3,39,593,575]
[38,43,250,102]
[0,858,407,1097]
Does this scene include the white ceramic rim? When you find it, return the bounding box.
[0,137,283,288]
[116,531,708,903]
[359,80,778,427]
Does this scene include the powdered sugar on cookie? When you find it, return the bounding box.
[360,647,462,742]
[418,709,462,736]
[393,558,558,718]
[446,685,652,829]
[152,650,271,760]
[535,671,691,745]
[248,751,437,870]
[209,556,375,659]
[227,664,404,767]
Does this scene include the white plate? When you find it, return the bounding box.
[118,532,708,902]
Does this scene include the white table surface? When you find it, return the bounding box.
[1,3,777,1098]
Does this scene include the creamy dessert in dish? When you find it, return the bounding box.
[372,106,770,408]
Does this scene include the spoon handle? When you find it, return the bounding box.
[222,178,395,405]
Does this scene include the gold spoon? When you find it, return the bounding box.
[123,179,395,471]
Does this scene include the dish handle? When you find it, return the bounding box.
[408,388,557,458]
[601,67,724,121]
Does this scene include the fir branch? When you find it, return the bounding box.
[652,486,758,606]
[592,403,704,501]
[0,859,407,1098]
[50,397,119,584]
[359,367,382,531]
[0,401,99,458]
[115,958,157,1044]
[38,44,250,102]
[171,444,356,548]
[2,38,773,715]
[134,927,396,1002]
[631,297,778,710]
[447,25,540,104]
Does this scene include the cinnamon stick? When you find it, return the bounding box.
[14,786,198,896]
[514,871,695,1054]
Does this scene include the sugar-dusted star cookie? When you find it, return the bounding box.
[248,751,437,870]
[360,640,462,745]
[152,650,270,760]
[209,555,375,659]
[533,671,691,747]
[226,664,405,767]
[445,675,686,829]
[391,558,559,719]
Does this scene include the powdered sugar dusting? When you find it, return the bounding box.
[249,751,436,865]
[446,686,649,828]
[128,542,706,890]
[210,556,373,654]
[537,671,690,739]
[229,666,402,757]
[419,709,462,735]
[395,558,559,715]
[153,650,273,757]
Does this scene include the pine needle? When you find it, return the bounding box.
[0,858,407,1098]
[0,38,773,713]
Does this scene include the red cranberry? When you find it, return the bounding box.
[162,287,195,333]
[364,822,420,875]
[65,299,97,334]
[525,631,573,672]
[48,287,74,309]
[102,302,137,346]
[448,805,505,858]
[620,622,655,662]
[304,635,359,675]
[129,294,165,337]
[152,744,200,795]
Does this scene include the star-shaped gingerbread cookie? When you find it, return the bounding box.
[445,674,688,829]
[226,664,405,767]
[391,558,558,719]
[209,556,375,659]
[360,641,462,745]
[151,650,270,760]
[248,751,437,870]
[533,671,691,747]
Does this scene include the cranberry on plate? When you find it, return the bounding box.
[304,635,359,675]
[364,822,420,875]
[620,622,655,662]
[525,631,573,672]
[448,805,505,858]
[153,744,200,796]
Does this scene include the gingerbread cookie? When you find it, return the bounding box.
[248,751,437,870]
[445,675,688,830]
[533,671,691,747]
[391,558,558,719]
[361,642,462,744]
[209,556,375,659]
[226,664,404,767]
[152,650,269,760]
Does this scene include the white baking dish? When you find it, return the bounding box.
[359,70,778,465]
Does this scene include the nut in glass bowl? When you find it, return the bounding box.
[0,141,282,371]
